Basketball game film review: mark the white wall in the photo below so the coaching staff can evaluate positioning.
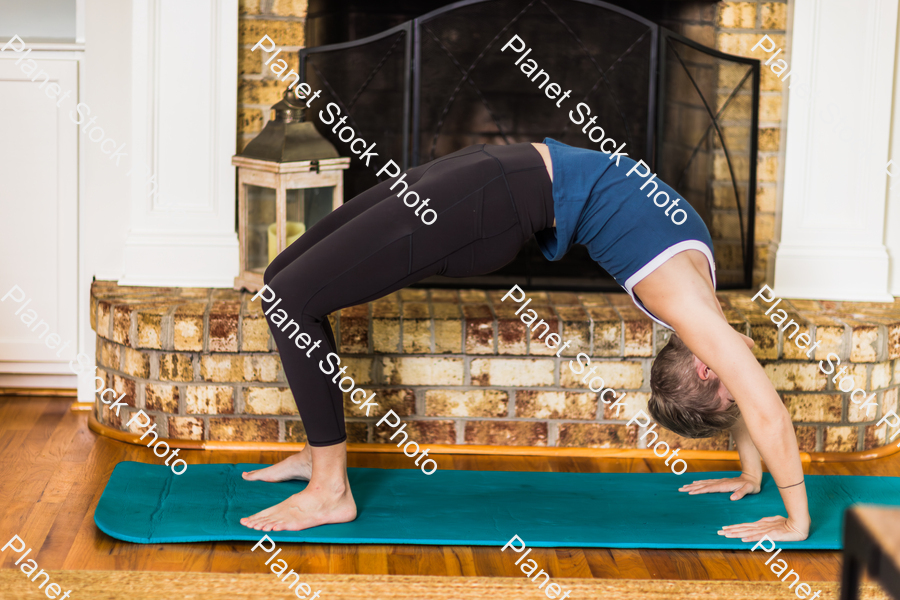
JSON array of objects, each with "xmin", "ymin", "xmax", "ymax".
[{"xmin": 0, "ymin": 0, "xmax": 78, "ymax": 42}]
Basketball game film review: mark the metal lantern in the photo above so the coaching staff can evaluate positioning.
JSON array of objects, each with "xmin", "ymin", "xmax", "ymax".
[{"xmin": 233, "ymin": 88, "xmax": 350, "ymax": 291}]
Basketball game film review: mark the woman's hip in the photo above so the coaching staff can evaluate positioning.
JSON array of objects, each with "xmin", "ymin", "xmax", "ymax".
[{"xmin": 411, "ymin": 143, "xmax": 554, "ymax": 237}]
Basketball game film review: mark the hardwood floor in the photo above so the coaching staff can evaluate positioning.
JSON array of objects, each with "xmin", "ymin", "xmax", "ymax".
[{"xmin": 1, "ymin": 394, "xmax": 894, "ymax": 581}]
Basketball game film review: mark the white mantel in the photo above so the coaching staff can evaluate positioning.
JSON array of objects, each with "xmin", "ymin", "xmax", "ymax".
[{"xmin": 773, "ymin": 0, "xmax": 900, "ymax": 301}]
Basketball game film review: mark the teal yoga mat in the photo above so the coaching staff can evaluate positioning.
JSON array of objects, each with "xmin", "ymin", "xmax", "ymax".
[{"xmin": 95, "ymin": 462, "xmax": 900, "ymax": 548}]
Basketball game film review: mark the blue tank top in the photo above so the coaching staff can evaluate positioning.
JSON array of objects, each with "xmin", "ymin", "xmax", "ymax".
[{"xmin": 535, "ymin": 138, "xmax": 716, "ymax": 328}]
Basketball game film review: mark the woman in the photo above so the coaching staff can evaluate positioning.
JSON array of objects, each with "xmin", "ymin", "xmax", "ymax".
[{"xmin": 239, "ymin": 139, "xmax": 810, "ymax": 545}]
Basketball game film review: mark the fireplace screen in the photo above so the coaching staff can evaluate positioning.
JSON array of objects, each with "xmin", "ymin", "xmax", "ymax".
[
  {"xmin": 301, "ymin": 23, "xmax": 412, "ymax": 197},
  {"xmin": 300, "ymin": 0, "xmax": 759, "ymax": 290},
  {"xmin": 657, "ymin": 31, "xmax": 759, "ymax": 288}
]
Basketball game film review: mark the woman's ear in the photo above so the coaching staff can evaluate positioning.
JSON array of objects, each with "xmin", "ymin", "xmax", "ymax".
[{"xmin": 692, "ymin": 355, "xmax": 714, "ymax": 380}]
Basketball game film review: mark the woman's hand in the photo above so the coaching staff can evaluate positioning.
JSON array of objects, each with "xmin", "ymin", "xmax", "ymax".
[
  {"xmin": 718, "ymin": 515, "xmax": 809, "ymax": 542},
  {"xmin": 678, "ymin": 472, "xmax": 761, "ymax": 501}
]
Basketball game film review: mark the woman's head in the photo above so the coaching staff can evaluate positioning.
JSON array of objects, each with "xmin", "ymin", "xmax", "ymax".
[{"xmin": 648, "ymin": 333, "xmax": 739, "ymax": 438}]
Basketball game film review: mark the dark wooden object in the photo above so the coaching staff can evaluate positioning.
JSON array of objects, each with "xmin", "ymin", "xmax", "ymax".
[{"xmin": 841, "ymin": 506, "xmax": 900, "ymax": 600}]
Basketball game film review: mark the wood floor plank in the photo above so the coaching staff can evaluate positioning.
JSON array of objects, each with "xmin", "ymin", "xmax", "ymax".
[
  {"xmin": 728, "ymin": 547, "xmax": 784, "ymax": 581},
  {"xmin": 697, "ymin": 549, "xmax": 741, "ymax": 580},
  {"xmin": 611, "ymin": 548, "xmax": 652, "ymax": 579},
  {"xmin": 0, "ymin": 406, "xmax": 77, "ymax": 544},
  {"xmin": 16, "ymin": 501, "xmax": 66, "ymax": 563},
  {"xmin": 553, "ymin": 547, "xmax": 592, "ymax": 578},
  {"xmin": 411, "ymin": 545, "xmax": 451, "ymax": 576},
  {"xmin": 641, "ymin": 548, "xmax": 684, "ymax": 579},
  {"xmin": 0, "ymin": 397, "xmax": 50, "ymax": 431},
  {"xmin": 60, "ymin": 439, "xmax": 128, "ymax": 570},
  {"xmin": 438, "ymin": 546, "xmax": 472, "ymax": 577},
  {"xmin": 297, "ymin": 544, "xmax": 330, "ymax": 574},
  {"xmin": 583, "ymin": 548, "xmax": 622, "ymax": 578},
  {"xmin": 327, "ymin": 543, "xmax": 360, "ymax": 574},
  {"xmin": 0, "ymin": 501, "xmax": 44, "ymax": 566},
  {"xmin": 40, "ymin": 460, "xmax": 85, "ymax": 504},
  {"xmin": 0, "ymin": 507, "xmax": 50, "ymax": 565},
  {"xmin": 669, "ymin": 549, "xmax": 710, "ymax": 580},
  {"xmin": 355, "ymin": 545, "xmax": 390, "ymax": 575},
  {"xmin": 472, "ymin": 544, "xmax": 512, "ymax": 577},
  {"xmin": 40, "ymin": 409, "xmax": 91, "ymax": 464},
  {"xmin": 1, "ymin": 401, "xmax": 66, "ymax": 468},
  {"xmin": 386, "ymin": 545, "xmax": 418, "ymax": 575},
  {"xmin": 0, "ymin": 436, "xmax": 33, "ymax": 504},
  {"xmin": 0, "ymin": 428, "xmax": 29, "ymax": 459},
  {"xmin": 37, "ymin": 492, "xmax": 96, "ymax": 568}
]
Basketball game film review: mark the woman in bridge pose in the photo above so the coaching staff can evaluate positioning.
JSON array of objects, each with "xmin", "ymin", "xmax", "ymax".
[{"xmin": 239, "ymin": 138, "xmax": 810, "ymax": 544}]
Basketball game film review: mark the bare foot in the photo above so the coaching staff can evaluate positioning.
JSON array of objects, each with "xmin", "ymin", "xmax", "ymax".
[
  {"xmin": 239, "ymin": 482, "xmax": 357, "ymax": 532},
  {"xmin": 242, "ymin": 446, "xmax": 312, "ymax": 482}
]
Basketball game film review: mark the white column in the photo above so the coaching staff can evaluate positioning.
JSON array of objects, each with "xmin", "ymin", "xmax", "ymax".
[
  {"xmin": 884, "ymin": 6, "xmax": 900, "ymax": 295},
  {"xmin": 773, "ymin": 0, "xmax": 898, "ymax": 301},
  {"xmin": 120, "ymin": 0, "xmax": 239, "ymax": 287}
]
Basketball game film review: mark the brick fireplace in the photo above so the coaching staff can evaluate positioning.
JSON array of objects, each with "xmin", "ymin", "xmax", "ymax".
[
  {"xmin": 75, "ymin": 0, "xmax": 900, "ymax": 459},
  {"xmin": 91, "ymin": 281, "xmax": 900, "ymax": 454}
]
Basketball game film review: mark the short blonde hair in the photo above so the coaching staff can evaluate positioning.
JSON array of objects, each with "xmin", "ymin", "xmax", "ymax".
[{"xmin": 648, "ymin": 334, "xmax": 739, "ymax": 438}]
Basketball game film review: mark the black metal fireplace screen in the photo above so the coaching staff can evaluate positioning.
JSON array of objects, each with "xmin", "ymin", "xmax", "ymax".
[{"xmin": 299, "ymin": 0, "xmax": 759, "ymax": 290}]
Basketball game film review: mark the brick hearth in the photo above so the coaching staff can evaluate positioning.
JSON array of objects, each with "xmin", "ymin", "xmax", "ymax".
[{"xmin": 89, "ymin": 281, "xmax": 900, "ymax": 453}]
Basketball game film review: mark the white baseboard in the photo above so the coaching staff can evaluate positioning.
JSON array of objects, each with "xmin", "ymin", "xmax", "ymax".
[
  {"xmin": 774, "ymin": 243, "xmax": 894, "ymax": 301},
  {"xmin": 0, "ymin": 373, "xmax": 77, "ymax": 389},
  {"xmin": 0, "ymin": 360, "xmax": 76, "ymax": 375},
  {"xmin": 120, "ymin": 230, "xmax": 239, "ymax": 288}
]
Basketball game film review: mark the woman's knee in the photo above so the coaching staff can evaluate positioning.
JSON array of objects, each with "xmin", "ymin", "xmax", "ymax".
[
  {"xmin": 263, "ymin": 255, "xmax": 287, "ymax": 287},
  {"xmin": 261, "ymin": 274, "xmax": 295, "ymax": 338},
  {"xmin": 264, "ymin": 269, "xmax": 290, "ymax": 307},
  {"xmin": 265, "ymin": 270, "xmax": 314, "ymax": 319}
]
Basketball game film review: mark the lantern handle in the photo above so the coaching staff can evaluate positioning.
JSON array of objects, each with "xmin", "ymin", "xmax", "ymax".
[{"xmin": 282, "ymin": 87, "xmax": 305, "ymax": 109}]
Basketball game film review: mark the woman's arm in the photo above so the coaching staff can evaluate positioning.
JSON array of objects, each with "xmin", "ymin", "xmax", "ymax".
[
  {"xmin": 678, "ymin": 416, "xmax": 763, "ymax": 500},
  {"xmin": 731, "ymin": 415, "xmax": 763, "ymax": 484},
  {"xmin": 635, "ymin": 255, "xmax": 809, "ymax": 541},
  {"xmin": 674, "ymin": 302, "xmax": 809, "ymax": 540}
]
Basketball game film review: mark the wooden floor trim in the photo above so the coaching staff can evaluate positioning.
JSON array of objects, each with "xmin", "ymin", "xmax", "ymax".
[
  {"xmin": 85, "ymin": 411, "xmax": 900, "ymax": 463},
  {"xmin": 0, "ymin": 386, "xmax": 77, "ymax": 397}
]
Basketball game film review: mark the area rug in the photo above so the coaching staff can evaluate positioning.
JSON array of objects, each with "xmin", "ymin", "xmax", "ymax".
[
  {"xmin": 94, "ymin": 462, "xmax": 900, "ymax": 549},
  {"xmin": 0, "ymin": 570, "xmax": 890, "ymax": 600}
]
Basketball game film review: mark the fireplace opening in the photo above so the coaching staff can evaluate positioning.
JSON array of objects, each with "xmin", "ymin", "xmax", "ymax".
[{"xmin": 301, "ymin": 0, "xmax": 758, "ymax": 291}]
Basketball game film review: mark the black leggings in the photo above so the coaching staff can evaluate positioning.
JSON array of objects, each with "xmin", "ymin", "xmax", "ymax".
[{"xmin": 262, "ymin": 143, "xmax": 554, "ymax": 446}]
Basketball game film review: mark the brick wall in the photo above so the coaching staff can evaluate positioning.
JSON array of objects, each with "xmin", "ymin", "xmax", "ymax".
[
  {"xmin": 237, "ymin": 0, "xmax": 308, "ymax": 152},
  {"xmin": 90, "ymin": 282, "xmax": 900, "ymax": 454},
  {"xmin": 715, "ymin": 1, "xmax": 789, "ymax": 286}
]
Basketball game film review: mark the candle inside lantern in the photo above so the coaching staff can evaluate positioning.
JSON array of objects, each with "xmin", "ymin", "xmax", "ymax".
[{"xmin": 267, "ymin": 221, "xmax": 306, "ymax": 264}]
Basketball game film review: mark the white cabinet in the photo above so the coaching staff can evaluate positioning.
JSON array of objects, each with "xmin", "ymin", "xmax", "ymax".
[{"xmin": 0, "ymin": 56, "xmax": 79, "ymax": 388}]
